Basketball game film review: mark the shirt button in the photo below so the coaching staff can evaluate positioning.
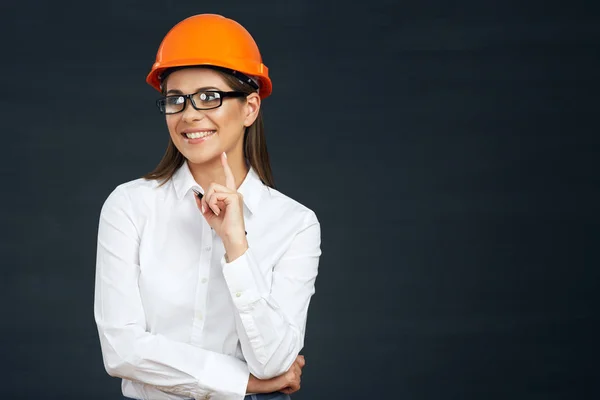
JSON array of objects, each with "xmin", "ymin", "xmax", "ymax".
[
  {"xmin": 235, "ymin": 292, "xmax": 241, "ymax": 298},
  {"xmin": 204, "ymin": 246, "xmax": 212, "ymax": 251},
  {"xmin": 201, "ymin": 277, "xmax": 208, "ymax": 284}
]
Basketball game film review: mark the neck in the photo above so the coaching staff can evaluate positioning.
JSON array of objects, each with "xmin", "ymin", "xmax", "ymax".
[{"xmin": 188, "ymin": 151, "xmax": 249, "ymax": 192}]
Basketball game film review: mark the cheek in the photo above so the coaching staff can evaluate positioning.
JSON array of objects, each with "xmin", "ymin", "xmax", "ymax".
[
  {"xmin": 166, "ymin": 117, "xmax": 180, "ymax": 137},
  {"xmin": 216, "ymin": 105, "xmax": 245, "ymax": 130}
]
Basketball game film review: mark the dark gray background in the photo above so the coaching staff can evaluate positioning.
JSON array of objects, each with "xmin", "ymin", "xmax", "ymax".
[{"xmin": 1, "ymin": 0, "xmax": 598, "ymax": 399}]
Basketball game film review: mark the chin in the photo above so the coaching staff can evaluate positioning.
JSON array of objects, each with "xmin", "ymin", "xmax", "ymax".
[{"xmin": 180, "ymin": 148, "xmax": 221, "ymax": 166}]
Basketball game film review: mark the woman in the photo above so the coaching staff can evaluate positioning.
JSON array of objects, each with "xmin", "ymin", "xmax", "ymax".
[{"xmin": 94, "ymin": 14, "xmax": 321, "ymax": 400}]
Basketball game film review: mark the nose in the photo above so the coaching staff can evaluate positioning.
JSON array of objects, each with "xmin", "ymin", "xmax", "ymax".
[{"xmin": 181, "ymin": 99, "xmax": 206, "ymax": 123}]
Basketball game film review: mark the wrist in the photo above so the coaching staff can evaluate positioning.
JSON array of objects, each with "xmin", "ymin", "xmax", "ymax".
[
  {"xmin": 246, "ymin": 374, "xmax": 258, "ymax": 393},
  {"xmin": 247, "ymin": 374, "xmax": 280, "ymax": 394},
  {"xmin": 221, "ymin": 227, "xmax": 246, "ymax": 243},
  {"xmin": 223, "ymin": 238, "xmax": 248, "ymax": 263}
]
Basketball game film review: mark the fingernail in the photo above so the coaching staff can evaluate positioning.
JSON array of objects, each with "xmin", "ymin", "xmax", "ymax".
[
  {"xmin": 201, "ymin": 204, "xmax": 205, "ymax": 213},
  {"xmin": 223, "ymin": 152, "xmax": 227, "ymax": 159}
]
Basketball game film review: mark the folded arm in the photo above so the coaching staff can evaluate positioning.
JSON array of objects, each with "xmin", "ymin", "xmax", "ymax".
[{"xmin": 221, "ymin": 212, "xmax": 321, "ymax": 379}]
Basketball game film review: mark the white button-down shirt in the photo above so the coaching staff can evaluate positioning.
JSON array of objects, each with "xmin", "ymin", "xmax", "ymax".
[{"xmin": 93, "ymin": 162, "xmax": 321, "ymax": 400}]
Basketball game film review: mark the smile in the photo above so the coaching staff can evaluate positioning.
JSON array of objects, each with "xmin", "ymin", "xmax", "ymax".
[{"xmin": 183, "ymin": 130, "xmax": 216, "ymax": 139}]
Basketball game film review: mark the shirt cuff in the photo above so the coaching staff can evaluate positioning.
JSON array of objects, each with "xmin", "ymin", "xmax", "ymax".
[
  {"xmin": 199, "ymin": 351, "xmax": 250, "ymax": 399},
  {"xmin": 221, "ymin": 248, "xmax": 267, "ymax": 311}
]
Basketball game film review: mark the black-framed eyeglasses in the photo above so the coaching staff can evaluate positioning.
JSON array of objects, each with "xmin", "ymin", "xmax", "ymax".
[{"xmin": 156, "ymin": 90, "xmax": 247, "ymax": 115}]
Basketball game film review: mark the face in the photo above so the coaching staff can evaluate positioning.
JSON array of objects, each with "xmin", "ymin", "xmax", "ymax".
[{"xmin": 163, "ymin": 67, "xmax": 260, "ymax": 165}]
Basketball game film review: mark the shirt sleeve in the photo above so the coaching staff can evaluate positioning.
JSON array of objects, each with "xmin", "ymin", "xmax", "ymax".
[
  {"xmin": 94, "ymin": 186, "xmax": 249, "ymax": 400},
  {"xmin": 221, "ymin": 211, "xmax": 321, "ymax": 379}
]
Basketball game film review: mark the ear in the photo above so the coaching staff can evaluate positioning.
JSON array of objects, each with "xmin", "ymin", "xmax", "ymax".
[{"xmin": 243, "ymin": 92, "xmax": 261, "ymax": 127}]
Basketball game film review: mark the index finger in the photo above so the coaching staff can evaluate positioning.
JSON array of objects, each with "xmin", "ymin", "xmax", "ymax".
[{"xmin": 221, "ymin": 152, "xmax": 235, "ymax": 189}]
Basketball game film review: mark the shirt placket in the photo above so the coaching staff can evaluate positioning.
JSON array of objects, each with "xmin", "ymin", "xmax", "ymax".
[{"xmin": 190, "ymin": 221, "xmax": 213, "ymax": 346}]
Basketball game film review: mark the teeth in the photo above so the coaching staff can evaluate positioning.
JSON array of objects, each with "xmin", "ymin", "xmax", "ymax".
[{"xmin": 185, "ymin": 131, "xmax": 215, "ymax": 139}]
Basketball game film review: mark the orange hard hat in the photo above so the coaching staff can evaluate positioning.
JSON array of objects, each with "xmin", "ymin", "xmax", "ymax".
[{"xmin": 146, "ymin": 14, "xmax": 272, "ymax": 99}]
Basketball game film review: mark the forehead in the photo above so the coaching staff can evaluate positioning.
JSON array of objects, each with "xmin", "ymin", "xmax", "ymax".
[{"xmin": 164, "ymin": 67, "xmax": 230, "ymax": 92}]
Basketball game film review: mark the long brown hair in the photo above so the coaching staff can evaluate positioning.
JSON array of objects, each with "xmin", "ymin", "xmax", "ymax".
[{"xmin": 142, "ymin": 67, "xmax": 275, "ymax": 188}]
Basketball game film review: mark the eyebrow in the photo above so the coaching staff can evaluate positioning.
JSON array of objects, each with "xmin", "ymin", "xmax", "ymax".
[{"xmin": 166, "ymin": 86, "xmax": 221, "ymax": 95}]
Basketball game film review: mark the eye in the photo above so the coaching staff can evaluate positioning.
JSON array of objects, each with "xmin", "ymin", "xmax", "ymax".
[
  {"xmin": 199, "ymin": 92, "xmax": 220, "ymax": 102},
  {"xmin": 166, "ymin": 96, "xmax": 184, "ymax": 105}
]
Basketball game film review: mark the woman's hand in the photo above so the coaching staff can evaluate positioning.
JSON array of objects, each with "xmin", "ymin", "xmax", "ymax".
[
  {"xmin": 246, "ymin": 355, "xmax": 306, "ymax": 395},
  {"xmin": 279, "ymin": 354, "xmax": 305, "ymax": 395},
  {"xmin": 194, "ymin": 152, "xmax": 248, "ymax": 261}
]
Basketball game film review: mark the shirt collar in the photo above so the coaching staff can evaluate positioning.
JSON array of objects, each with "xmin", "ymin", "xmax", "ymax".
[{"xmin": 172, "ymin": 161, "xmax": 263, "ymax": 214}]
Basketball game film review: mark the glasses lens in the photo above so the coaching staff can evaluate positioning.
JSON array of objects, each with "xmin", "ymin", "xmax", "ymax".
[
  {"xmin": 161, "ymin": 96, "xmax": 185, "ymax": 114},
  {"xmin": 192, "ymin": 91, "xmax": 222, "ymax": 109},
  {"xmin": 157, "ymin": 96, "xmax": 186, "ymax": 114}
]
